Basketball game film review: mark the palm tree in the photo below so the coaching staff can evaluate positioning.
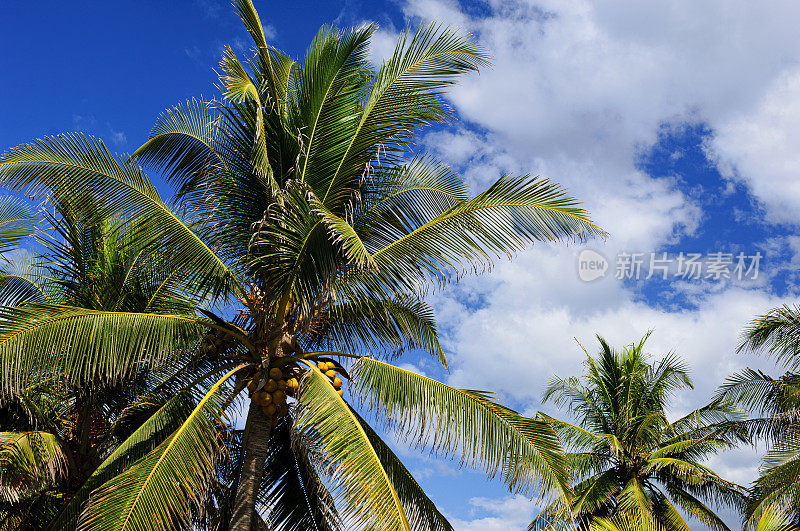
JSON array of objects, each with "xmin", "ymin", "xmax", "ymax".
[
  {"xmin": 0, "ymin": 1, "xmax": 603, "ymax": 529},
  {"xmin": 533, "ymin": 334, "xmax": 745, "ymax": 531},
  {"xmin": 718, "ymin": 305, "xmax": 800, "ymax": 526},
  {"xmin": 0, "ymin": 205, "xmax": 233, "ymax": 529}
]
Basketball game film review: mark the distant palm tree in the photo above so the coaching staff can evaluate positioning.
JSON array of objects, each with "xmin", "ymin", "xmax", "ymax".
[
  {"xmin": 719, "ymin": 305, "xmax": 800, "ymax": 526},
  {"xmin": 0, "ymin": 1, "xmax": 602, "ymax": 529},
  {"xmin": 533, "ymin": 334, "xmax": 745, "ymax": 531}
]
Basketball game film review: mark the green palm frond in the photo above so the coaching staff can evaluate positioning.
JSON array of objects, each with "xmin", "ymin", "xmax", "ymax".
[
  {"xmin": 740, "ymin": 305, "xmax": 800, "ymax": 369},
  {"xmin": 258, "ymin": 418, "xmax": 341, "ymax": 531},
  {"xmin": 0, "ymin": 305, "xmax": 204, "ymax": 396},
  {"xmin": 297, "ymin": 25, "xmax": 374, "ymax": 188},
  {"xmin": 0, "ymin": 195, "xmax": 36, "ymax": 254},
  {"xmin": 368, "ymin": 175, "xmax": 603, "ymax": 292},
  {"xmin": 352, "ymin": 408, "xmax": 452, "ymax": 531},
  {"xmin": 294, "ymin": 362, "xmax": 411, "ymax": 531},
  {"xmin": 130, "ymin": 99, "xmax": 226, "ymax": 195},
  {"xmin": 321, "ymin": 23, "xmax": 488, "ymax": 208},
  {"xmin": 0, "ymin": 134, "xmax": 240, "ymax": 297},
  {"xmin": 0, "ymin": 431, "xmax": 68, "ymax": 503},
  {"xmin": 352, "ymin": 358, "xmax": 570, "ymax": 502},
  {"xmin": 77, "ymin": 365, "xmax": 243, "ymax": 531},
  {"xmin": 753, "ymin": 504, "xmax": 800, "ymax": 531},
  {"xmin": 48, "ymin": 376, "xmax": 214, "ymax": 530},
  {"xmin": 307, "ymin": 294, "xmax": 446, "ymax": 367}
]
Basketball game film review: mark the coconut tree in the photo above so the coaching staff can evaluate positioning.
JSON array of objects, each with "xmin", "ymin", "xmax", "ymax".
[
  {"xmin": 532, "ymin": 334, "xmax": 746, "ymax": 531},
  {"xmin": 0, "ymin": 1, "xmax": 604, "ymax": 529},
  {"xmin": 717, "ymin": 305, "xmax": 800, "ymax": 526},
  {"xmin": 0, "ymin": 205, "xmax": 241, "ymax": 529}
]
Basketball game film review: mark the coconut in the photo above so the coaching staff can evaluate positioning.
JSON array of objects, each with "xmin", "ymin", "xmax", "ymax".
[
  {"xmin": 287, "ymin": 378, "xmax": 299, "ymax": 390},
  {"xmin": 272, "ymin": 390, "xmax": 286, "ymax": 405},
  {"xmin": 317, "ymin": 361, "xmax": 327, "ymax": 371},
  {"xmin": 268, "ymin": 367, "xmax": 282, "ymax": 380},
  {"xmin": 263, "ymin": 404, "xmax": 277, "ymax": 416},
  {"xmin": 325, "ymin": 369, "xmax": 336, "ymax": 378},
  {"xmin": 277, "ymin": 380, "xmax": 287, "ymax": 390},
  {"xmin": 264, "ymin": 379, "xmax": 278, "ymax": 392},
  {"xmin": 336, "ymin": 389, "xmax": 344, "ymax": 398},
  {"xmin": 253, "ymin": 391, "xmax": 272, "ymax": 406},
  {"xmin": 332, "ymin": 377, "xmax": 343, "ymax": 389}
]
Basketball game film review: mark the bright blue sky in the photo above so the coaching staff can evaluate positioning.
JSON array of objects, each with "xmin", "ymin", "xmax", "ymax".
[{"xmin": 4, "ymin": 1, "xmax": 800, "ymax": 529}]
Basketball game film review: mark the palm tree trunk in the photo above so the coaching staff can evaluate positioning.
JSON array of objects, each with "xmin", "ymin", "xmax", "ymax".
[{"xmin": 230, "ymin": 400, "xmax": 272, "ymax": 530}]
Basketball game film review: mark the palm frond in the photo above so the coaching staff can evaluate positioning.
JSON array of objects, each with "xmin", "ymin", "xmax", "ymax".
[
  {"xmin": 0, "ymin": 195, "xmax": 36, "ymax": 254},
  {"xmin": 0, "ymin": 305, "xmax": 204, "ymax": 396},
  {"xmin": 0, "ymin": 134, "xmax": 241, "ymax": 297},
  {"xmin": 293, "ymin": 362, "xmax": 411, "ymax": 531},
  {"xmin": 77, "ymin": 365, "xmax": 244, "ymax": 531},
  {"xmin": 352, "ymin": 358, "xmax": 570, "ymax": 502}
]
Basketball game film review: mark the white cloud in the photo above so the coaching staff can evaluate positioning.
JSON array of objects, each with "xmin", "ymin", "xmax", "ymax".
[
  {"xmin": 707, "ymin": 69, "xmax": 800, "ymax": 224},
  {"xmin": 449, "ymin": 495, "xmax": 538, "ymax": 531}
]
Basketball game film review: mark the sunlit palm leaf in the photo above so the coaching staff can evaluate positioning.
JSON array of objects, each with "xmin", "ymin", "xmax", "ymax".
[
  {"xmin": 352, "ymin": 358, "xmax": 570, "ymax": 502},
  {"xmin": 0, "ymin": 134, "xmax": 240, "ymax": 297},
  {"xmin": 0, "ymin": 305, "xmax": 204, "ymax": 396},
  {"xmin": 77, "ymin": 365, "xmax": 244, "ymax": 531},
  {"xmin": 0, "ymin": 195, "xmax": 36, "ymax": 254},
  {"xmin": 294, "ymin": 363, "xmax": 411, "ymax": 531},
  {"xmin": 0, "ymin": 431, "xmax": 68, "ymax": 503}
]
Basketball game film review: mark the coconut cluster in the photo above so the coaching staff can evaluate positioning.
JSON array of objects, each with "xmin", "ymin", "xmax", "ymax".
[
  {"xmin": 247, "ymin": 367, "xmax": 299, "ymax": 422},
  {"xmin": 317, "ymin": 361, "xmax": 344, "ymax": 397}
]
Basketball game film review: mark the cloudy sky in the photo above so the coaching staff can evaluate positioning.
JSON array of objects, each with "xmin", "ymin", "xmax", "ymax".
[{"xmin": 4, "ymin": 1, "xmax": 800, "ymax": 528}]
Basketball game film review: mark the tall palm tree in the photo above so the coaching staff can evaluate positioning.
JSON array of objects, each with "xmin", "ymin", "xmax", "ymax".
[
  {"xmin": 718, "ymin": 305, "xmax": 800, "ymax": 526},
  {"xmin": 533, "ymin": 334, "xmax": 745, "ymax": 531},
  {"xmin": 0, "ymin": 1, "xmax": 603, "ymax": 529}
]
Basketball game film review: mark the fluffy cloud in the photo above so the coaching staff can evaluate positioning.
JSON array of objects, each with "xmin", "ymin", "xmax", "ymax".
[{"xmin": 448, "ymin": 495, "xmax": 538, "ymax": 531}]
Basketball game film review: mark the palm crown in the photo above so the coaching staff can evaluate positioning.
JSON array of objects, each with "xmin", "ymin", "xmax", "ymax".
[
  {"xmin": 719, "ymin": 305, "xmax": 800, "ymax": 526},
  {"xmin": 534, "ymin": 335, "xmax": 745, "ymax": 531},
  {"xmin": 0, "ymin": 1, "xmax": 603, "ymax": 529}
]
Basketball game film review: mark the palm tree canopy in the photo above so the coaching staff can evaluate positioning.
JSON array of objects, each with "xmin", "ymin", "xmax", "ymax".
[
  {"xmin": 534, "ymin": 334, "xmax": 746, "ymax": 531},
  {"xmin": 718, "ymin": 305, "xmax": 800, "ymax": 526}
]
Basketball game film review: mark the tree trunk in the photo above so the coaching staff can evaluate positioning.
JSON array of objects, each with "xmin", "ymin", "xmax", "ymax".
[{"xmin": 230, "ymin": 399, "xmax": 273, "ymax": 530}]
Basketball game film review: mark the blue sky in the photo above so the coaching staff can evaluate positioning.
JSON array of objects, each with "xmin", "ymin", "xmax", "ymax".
[{"xmin": 4, "ymin": 1, "xmax": 800, "ymax": 529}]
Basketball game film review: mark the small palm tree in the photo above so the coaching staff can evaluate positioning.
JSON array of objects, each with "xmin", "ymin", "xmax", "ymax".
[
  {"xmin": 719, "ymin": 305, "xmax": 800, "ymax": 526},
  {"xmin": 533, "ymin": 334, "xmax": 745, "ymax": 531},
  {"xmin": 0, "ymin": 1, "xmax": 603, "ymax": 529}
]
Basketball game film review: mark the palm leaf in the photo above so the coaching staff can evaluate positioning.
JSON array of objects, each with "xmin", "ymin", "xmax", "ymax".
[
  {"xmin": 0, "ymin": 305, "xmax": 204, "ymax": 396},
  {"xmin": 352, "ymin": 358, "xmax": 570, "ymax": 502},
  {"xmin": 293, "ymin": 362, "xmax": 411, "ymax": 531},
  {"xmin": 0, "ymin": 134, "xmax": 240, "ymax": 297},
  {"xmin": 77, "ymin": 365, "xmax": 244, "ymax": 531}
]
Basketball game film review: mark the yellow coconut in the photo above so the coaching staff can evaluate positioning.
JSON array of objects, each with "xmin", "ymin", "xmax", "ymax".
[
  {"xmin": 253, "ymin": 391, "xmax": 272, "ymax": 407},
  {"xmin": 287, "ymin": 378, "xmax": 299, "ymax": 390},
  {"xmin": 317, "ymin": 361, "xmax": 327, "ymax": 371},
  {"xmin": 336, "ymin": 389, "xmax": 344, "ymax": 398},
  {"xmin": 332, "ymin": 377, "xmax": 343, "ymax": 389},
  {"xmin": 325, "ymin": 369, "xmax": 336, "ymax": 379}
]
